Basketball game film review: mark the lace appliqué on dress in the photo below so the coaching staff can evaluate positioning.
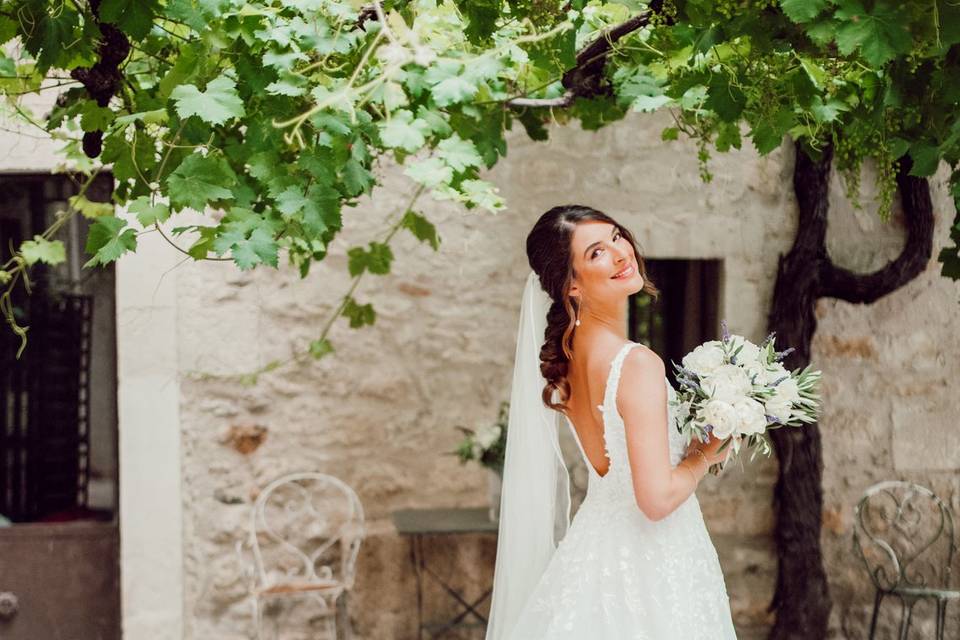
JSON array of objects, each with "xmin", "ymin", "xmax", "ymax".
[{"xmin": 505, "ymin": 341, "xmax": 738, "ymax": 640}]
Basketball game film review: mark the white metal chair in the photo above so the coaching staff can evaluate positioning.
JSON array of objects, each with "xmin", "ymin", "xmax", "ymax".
[
  {"xmin": 241, "ymin": 472, "xmax": 365, "ymax": 640},
  {"xmin": 853, "ymin": 480, "xmax": 958, "ymax": 640}
]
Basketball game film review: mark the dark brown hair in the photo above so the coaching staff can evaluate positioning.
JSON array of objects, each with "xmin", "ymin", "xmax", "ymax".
[{"xmin": 526, "ymin": 205, "xmax": 659, "ymax": 413}]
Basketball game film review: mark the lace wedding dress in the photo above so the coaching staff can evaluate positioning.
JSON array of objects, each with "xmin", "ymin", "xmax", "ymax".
[{"xmin": 504, "ymin": 341, "xmax": 738, "ymax": 639}]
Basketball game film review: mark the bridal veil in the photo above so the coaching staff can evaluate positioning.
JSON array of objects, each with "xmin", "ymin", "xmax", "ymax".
[{"xmin": 484, "ymin": 271, "xmax": 572, "ymax": 640}]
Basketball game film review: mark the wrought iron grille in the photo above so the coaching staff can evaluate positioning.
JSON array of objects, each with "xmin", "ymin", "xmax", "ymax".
[{"xmin": 0, "ymin": 294, "xmax": 93, "ymax": 522}]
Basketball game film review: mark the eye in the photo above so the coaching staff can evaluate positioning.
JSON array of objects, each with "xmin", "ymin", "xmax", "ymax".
[{"xmin": 591, "ymin": 231, "xmax": 622, "ymax": 259}]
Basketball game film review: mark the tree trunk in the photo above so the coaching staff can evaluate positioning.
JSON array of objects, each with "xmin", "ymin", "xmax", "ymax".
[{"xmin": 766, "ymin": 142, "xmax": 935, "ymax": 639}]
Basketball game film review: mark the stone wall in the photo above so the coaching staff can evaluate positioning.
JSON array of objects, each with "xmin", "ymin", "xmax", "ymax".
[{"xmin": 171, "ymin": 109, "xmax": 960, "ymax": 640}]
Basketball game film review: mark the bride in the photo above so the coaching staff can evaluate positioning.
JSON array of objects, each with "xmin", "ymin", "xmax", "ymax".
[{"xmin": 485, "ymin": 205, "xmax": 738, "ymax": 639}]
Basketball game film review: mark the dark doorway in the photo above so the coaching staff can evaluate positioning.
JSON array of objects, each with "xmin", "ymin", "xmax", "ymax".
[
  {"xmin": 629, "ymin": 258, "xmax": 723, "ymax": 384},
  {"xmin": 0, "ymin": 173, "xmax": 120, "ymax": 640}
]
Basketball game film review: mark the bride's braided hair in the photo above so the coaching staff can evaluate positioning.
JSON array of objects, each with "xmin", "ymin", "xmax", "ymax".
[{"xmin": 526, "ymin": 205, "xmax": 659, "ymax": 413}]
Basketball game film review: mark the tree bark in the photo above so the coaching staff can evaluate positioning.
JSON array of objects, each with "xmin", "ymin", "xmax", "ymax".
[{"xmin": 765, "ymin": 141, "xmax": 934, "ymax": 639}]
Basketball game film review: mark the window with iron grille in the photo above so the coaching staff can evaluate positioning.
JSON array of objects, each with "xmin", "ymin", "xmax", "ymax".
[{"xmin": 0, "ymin": 173, "xmax": 117, "ymax": 524}]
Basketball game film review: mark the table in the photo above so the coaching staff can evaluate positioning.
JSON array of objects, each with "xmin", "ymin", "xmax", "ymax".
[{"xmin": 392, "ymin": 507, "xmax": 499, "ymax": 639}]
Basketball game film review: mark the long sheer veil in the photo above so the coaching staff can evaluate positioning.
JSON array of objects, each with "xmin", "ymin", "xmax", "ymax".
[{"xmin": 484, "ymin": 271, "xmax": 572, "ymax": 640}]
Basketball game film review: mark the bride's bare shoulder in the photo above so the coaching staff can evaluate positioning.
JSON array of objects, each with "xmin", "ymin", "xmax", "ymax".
[{"xmin": 620, "ymin": 343, "xmax": 665, "ymax": 385}]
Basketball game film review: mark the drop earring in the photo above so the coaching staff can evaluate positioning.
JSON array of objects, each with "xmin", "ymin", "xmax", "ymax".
[{"xmin": 574, "ymin": 299, "xmax": 581, "ymax": 327}]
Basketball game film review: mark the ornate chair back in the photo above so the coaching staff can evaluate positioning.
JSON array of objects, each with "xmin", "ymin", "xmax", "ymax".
[
  {"xmin": 249, "ymin": 472, "xmax": 365, "ymax": 595},
  {"xmin": 853, "ymin": 480, "xmax": 956, "ymax": 594}
]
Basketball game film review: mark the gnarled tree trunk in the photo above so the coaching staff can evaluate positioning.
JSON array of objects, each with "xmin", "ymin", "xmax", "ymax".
[{"xmin": 766, "ymin": 141, "xmax": 935, "ymax": 638}]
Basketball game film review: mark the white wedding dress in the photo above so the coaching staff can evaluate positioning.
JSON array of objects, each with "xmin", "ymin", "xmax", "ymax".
[{"xmin": 504, "ymin": 341, "xmax": 738, "ymax": 639}]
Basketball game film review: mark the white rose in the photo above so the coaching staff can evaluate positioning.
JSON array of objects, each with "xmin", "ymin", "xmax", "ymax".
[
  {"xmin": 681, "ymin": 340, "xmax": 726, "ymax": 376},
  {"xmin": 729, "ymin": 335, "xmax": 762, "ymax": 366},
  {"xmin": 699, "ymin": 399, "xmax": 739, "ymax": 439},
  {"xmin": 702, "ymin": 364, "xmax": 752, "ymax": 402},
  {"xmin": 733, "ymin": 397, "xmax": 768, "ymax": 436}
]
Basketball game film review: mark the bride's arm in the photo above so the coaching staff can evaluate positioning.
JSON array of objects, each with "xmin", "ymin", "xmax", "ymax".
[{"xmin": 618, "ymin": 347, "xmax": 710, "ymax": 521}]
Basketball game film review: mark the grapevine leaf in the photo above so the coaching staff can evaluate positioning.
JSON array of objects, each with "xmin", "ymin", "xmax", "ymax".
[
  {"xmin": 84, "ymin": 217, "xmax": 138, "ymax": 267},
  {"xmin": 437, "ymin": 135, "xmax": 483, "ymax": 172},
  {"xmin": 99, "ymin": 0, "xmax": 160, "ymax": 40},
  {"xmin": 780, "ymin": 0, "xmax": 828, "ymax": 23},
  {"xmin": 128, "ymin": 196, "xmax": 171, "ymax": 227},
  {"xmin": 341, "ymin": 296, "xmax": 376, "ymax": 328},
  {"xmin": 404, "ymin": 158, "xmax": 453, "ymax": 187},
  {"xmin": 461, "ymin": 179, "xmax": 505, "ymax": 212},
  {"xmin": 341, "ymin": 159, "xmax": 374, "ymax": 196},
  {"xmin": 80, "ymin": 101, "xmax": 114, "ymax": 132},
  {"xmin": 170, "ymin": 74, "xmax": 246, "ymax": 125},
  {"xmin": 749, "ymin": 108, "xmax": 795, "ymax": 154},
  {"xmin": 908, "ymin": 143, "xmax": 941, "ymax": 177},
  {"xmin": 401, "ymin": 210, "xmax": 440, "ymax": 250},
  {"xmin": 230, "ymin": 227, "xmax": 278, "ymax": 270},
  {"xmin": 425, "ymin": 60, "xmax": 478, "ymax": 106},
  {"xmin": 20, "ymin": 236, "xmax": 66, "ymax": 266},
  {"xmin": 834, "ymin": 1, "xmax": 912, "ymax": 68},
  {"xmin": 69, "ymin": 194, "xmax": 113, "ymax": 219},
  {"xmin": 379, "ymin": 110, "xmax": 428, "ymax": 152},
  {"xmin": 347, "ymin": 242, "xmax": 394, "ymax": 277},
  {"xmin": 166, "ymin": 154, "xmax": 236, "ymax": 212},
  {"xmin": 309, "ymin": 338, "xmax": 334, "ymax": 359}
]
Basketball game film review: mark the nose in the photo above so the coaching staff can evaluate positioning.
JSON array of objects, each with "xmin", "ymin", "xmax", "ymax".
[{"xmin": 610, "ymin": 243, "xmax": 628, "ymax": 263}]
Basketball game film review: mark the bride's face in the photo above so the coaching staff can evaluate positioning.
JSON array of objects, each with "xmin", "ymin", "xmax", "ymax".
[{"xmin": 568, "ymin": 221, "xmax": 644, "ymax": 302}]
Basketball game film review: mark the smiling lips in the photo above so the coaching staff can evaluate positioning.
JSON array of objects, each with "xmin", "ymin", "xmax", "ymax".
[{"xmin": 611, "ymin": 263, "xmax": 635, "ymax": 279}]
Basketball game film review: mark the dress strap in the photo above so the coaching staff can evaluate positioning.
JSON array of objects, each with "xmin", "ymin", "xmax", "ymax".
[{"xmin": 602, "ymin": 341, "xmax": 641, "ymax": 411}]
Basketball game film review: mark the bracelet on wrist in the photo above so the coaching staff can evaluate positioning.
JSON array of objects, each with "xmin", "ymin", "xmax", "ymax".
[{"xmin": 689, "ymin": 447, "xmax": 708, "ymax": 468}]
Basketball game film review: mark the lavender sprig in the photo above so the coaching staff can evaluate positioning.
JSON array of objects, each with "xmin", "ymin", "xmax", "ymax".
[{"xmin": 773, "ymin": 346, "xmax": 795, "ymax": 362}]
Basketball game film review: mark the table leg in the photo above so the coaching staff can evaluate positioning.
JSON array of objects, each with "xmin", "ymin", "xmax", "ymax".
[
  {"xmin": 406, "ymin": 532, "xmax": 496, "ymax": 639},
  {"xmin": 409, "ymin": 534, "xmax": 424, "ymax": 640}
]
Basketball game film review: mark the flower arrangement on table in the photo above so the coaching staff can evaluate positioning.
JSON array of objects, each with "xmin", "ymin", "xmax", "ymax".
[
  {"xmin": 670, "ymin": 321, "xmax": 823, "ymax": 475},
  {"xmin": 451, "ymin": 401, "xmax": 509, "ymax": 521},
  {"xmin": 452, "ymin": 400, "xmax": 508, "ymax": 476}
]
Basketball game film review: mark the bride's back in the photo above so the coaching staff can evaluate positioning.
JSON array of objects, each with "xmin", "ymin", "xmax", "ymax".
[{"xmin": 563, "ymin": 337, "xmax": 629, "ymax": 478}]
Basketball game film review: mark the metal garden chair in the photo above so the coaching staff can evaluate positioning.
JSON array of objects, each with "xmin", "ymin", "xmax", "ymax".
[
  {"xmin": 853, "ymin": 480, "xmax": 958, "ymax": 640},
  {"xmin": 241, "ymin": 472, "xmax": 365, "ymax": 640}
]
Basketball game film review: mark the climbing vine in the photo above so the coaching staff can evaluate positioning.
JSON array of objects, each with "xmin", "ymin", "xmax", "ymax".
[{"xmin": 1, "ymin": 0, "xmax": 959, "ymax": 366}]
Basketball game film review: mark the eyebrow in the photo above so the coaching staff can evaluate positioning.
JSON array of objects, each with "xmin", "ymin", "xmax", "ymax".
[{"xmin": 583, "ymin": 226, "xmax": 618, "ymax": 259}]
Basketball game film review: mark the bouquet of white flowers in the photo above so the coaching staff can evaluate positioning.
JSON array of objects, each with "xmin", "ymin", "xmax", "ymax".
[{"xmin": 670, "ymin": 321, "xmax": 822, "ymax": 475}]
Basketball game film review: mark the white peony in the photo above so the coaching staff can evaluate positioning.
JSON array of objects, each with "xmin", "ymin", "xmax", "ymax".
[
  {"xmin": 728, "ymin": 335, "xmax": 762, "ymax": 367},
  {"xmin": 701, "ymin": 364, "xmax": 752, "ymax": 402},
  {"xmin": 745, "ymin": 360, "xmax": 787, "ymax": 386},
  {"xmin": 771, "ymin": 377, "xmax": 800, "ymax": 403},
  {"xmin": 764, "ymin": 396, "xmax": 793, "ymax": 423},
  {"xmin": 681, "ymin": 340, "xmax": 726, "ymax": 375},
  {"xmin": 475, "ymin": 424, "xmax": 502, "ymax": 451},
  {"xmin": 733, "ymin": 397, "xmax": 768, "ymax": 435},
  {"xmin": 763, "ymin": 377, "xmax": 800, "ymax": 423},
  {"xmin": 699, "ymin": 399, "xmax": 740, "ymax": 439}
]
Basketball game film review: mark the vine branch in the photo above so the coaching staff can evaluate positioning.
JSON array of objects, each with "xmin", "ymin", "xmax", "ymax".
[{"xmin": 506, "ymin": 1, "xmax": 673, "ymax": 109}]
